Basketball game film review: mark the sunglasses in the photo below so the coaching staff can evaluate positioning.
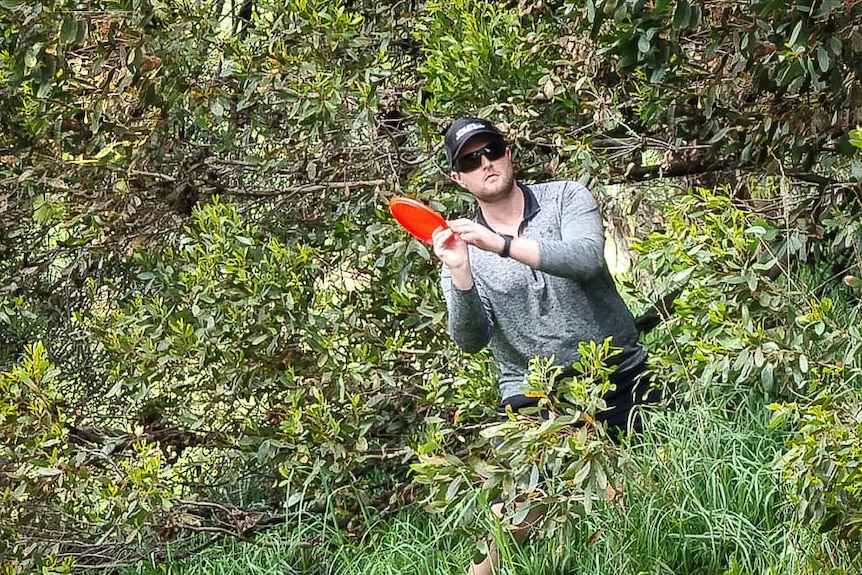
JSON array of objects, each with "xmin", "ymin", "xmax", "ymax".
[{"xmin": 455, "ymin": 141, "xmax": 507, "ymax": 173}]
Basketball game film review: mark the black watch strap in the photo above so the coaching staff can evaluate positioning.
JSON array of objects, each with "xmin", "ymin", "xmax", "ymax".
[{"xmin": 499, "ymin": 234, "xmax": 513, "ymax": 258}]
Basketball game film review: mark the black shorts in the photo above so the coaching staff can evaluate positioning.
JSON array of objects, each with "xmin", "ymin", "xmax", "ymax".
[{"xmin": 496, "ymin": 361, "xmax": 661, "ymax": 434}]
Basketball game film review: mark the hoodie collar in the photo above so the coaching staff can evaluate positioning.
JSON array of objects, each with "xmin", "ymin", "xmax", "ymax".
[{"xmin": 475, "ymin": 183, "xmax": 540, "ymax": 230}]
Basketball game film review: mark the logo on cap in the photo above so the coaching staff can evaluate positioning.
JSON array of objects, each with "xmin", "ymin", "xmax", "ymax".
[{"xmin": 454, "ymin": 122, "xmax": 485, "ymax": 142}]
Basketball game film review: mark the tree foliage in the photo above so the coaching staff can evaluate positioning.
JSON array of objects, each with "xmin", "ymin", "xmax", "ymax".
[
  {"xmin": 2, "ymin": 0, "xmax": 862, "ymax": 570},
  {"xmin": 635, "ymin": 187, "xmax": 862, "ymax": 555},
  {"xmin": 1, "ymin": 343, "xmax": 175, "ymax": 573}
]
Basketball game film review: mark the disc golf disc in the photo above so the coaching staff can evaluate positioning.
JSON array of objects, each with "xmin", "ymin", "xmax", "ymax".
[{"xmin": 389, "ymin": 196, "xmax": 447, "ymax": 244}]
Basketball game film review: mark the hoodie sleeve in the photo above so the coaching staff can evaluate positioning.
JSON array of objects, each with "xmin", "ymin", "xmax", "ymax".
[
  {"xmin": 535, "ymin": 181, "xmax": 606, "ymax": 281},
  {"xmin": 440, "ymin": 265, "xmax": 494, "ymax": 353}
]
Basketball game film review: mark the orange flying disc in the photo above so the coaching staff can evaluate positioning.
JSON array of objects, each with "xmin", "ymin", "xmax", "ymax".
[{"xmin": 389, "ymin": 197, "xmax": 447, "ymax": 244}]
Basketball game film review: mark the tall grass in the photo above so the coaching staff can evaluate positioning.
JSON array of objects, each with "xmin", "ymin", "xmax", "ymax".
[
  {"xmin": 125, "ymin": 506, "xmax": 475, "ymax": 575},
  {"xmin": 494, "ymin": 400, "xmax": 859, "ymax": 575},
  {"xmin": 122, "ymin": 401, "xmax": 861, "ymax": 575},
  {"xmin": 557, "ymin": 404, "xmax": 796, "ymax": 575}
]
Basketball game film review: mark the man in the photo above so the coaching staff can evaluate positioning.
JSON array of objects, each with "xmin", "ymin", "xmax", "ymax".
[{"xmin": 431, "ymin": 117, "xmax": 659, "ymax": 574}]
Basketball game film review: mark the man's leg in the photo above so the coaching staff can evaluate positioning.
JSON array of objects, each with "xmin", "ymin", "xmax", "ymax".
[
  {"xmin": 471, "ymin": 395, "xmax": 548, "ymax": 574},
  {"xmin": 467, "ymin": 501, "xmax": 545, "ymax": 575}
]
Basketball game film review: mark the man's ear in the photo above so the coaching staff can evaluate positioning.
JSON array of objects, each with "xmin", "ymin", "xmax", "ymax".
[{"xmin": 450, "ymin": 170, "xmax": 463, "ymax": 187}]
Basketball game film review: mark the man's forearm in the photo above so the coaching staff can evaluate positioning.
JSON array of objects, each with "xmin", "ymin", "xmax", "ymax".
[
  {"xmin": 447, "ymin": 263, "xmax": 474, "ymax": 290},
  {"xmin": 445, "ymin": 284, "xmax": 493, "ymax": 353},
  {"xmin": 505, "ymin": 235, "xmax": 540, "ymax": 268},
  {"xmin": 535, "ymin": 237, "xmax": 604, "ymax": 280}
]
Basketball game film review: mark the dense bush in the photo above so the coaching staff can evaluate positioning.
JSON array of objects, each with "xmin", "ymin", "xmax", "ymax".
[
  {"xmin": 1, "ymin": 343, "xmax": 175, "ymax": 573},
  {"xmin": 3, "ymin": 0, "xmax": 862, "ymax": 570},
  {"xmin": 635, "ymin": 188, "xmax": 862, "ymax": 553}
]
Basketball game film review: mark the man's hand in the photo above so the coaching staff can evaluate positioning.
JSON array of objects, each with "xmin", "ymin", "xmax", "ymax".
[
  {"xmin": 446, "ymin": 219, "xmax": 506, "ymax": 254},
  {"xmin": 432, "ymin": 225, "xmax": 467, "ymax": 266},
  {"xmin": 431, "ymin": 224, "xmax": 474, "ymax": 290},
  {"xmin": 445, "ymin": 218, "xmax": 541, "ymax": 268}
]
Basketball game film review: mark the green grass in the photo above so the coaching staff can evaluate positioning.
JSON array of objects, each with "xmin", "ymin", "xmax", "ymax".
[
  {"xmin": 123, "ymin": 402, "xmax": 862, "ymax": 575},
  {"xmin": 127, "ymin": 507, "xmax": 476, "ymax": 575}
]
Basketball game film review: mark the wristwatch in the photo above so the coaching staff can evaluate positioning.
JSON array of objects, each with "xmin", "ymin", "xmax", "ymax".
[{"xmin": 499, "ymin": 234, "xmax": 513, "ymax": 258}]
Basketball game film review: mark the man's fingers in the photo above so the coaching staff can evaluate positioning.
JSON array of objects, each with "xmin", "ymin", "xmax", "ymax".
[
  {"xmin": 446, "ymin": 220, "xmax": 501, "ymax": 252},
  {"xmin": 432, "ymin": 226, "xmax": 454, "ymax": 246},
  {"xmin": 446, "ymin": 218, "xmax": 480, "ymax": 233}
]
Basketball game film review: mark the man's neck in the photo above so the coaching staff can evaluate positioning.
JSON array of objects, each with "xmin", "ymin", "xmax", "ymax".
[{"xmin": 477, "ymin": 183, "xmax": 524, "ymax": 234}]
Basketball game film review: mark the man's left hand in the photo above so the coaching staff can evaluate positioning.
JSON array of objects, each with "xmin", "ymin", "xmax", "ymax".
[{"xmin": 447, "ymin": 219, "xmax": 506, "ymax": 255}]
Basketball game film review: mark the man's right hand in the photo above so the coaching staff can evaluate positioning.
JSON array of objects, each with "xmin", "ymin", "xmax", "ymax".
[{"xmin": 432, "ymin": 225, "xmax": 474, "ymax": 290}]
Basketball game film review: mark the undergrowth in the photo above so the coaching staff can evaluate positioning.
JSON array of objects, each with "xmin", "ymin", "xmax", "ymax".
[{"xmin": 121, "ymin": 398, "xmax": 862, "ymax": 575}]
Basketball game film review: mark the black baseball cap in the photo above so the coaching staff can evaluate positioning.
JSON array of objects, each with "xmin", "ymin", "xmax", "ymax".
[{"xmin": 444, "ymin": 117, "xmax": 504, "ymax": 167}]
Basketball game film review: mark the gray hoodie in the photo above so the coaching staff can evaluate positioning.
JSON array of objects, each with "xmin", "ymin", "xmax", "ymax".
[{"xmin": 441, "ymin": 181, "xmax": 646, "ymax": 401}]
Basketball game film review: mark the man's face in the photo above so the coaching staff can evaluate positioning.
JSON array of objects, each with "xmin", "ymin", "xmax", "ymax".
[{"xmin": 450, "ymin": 135, "xmax": 515, "ymax": 203}]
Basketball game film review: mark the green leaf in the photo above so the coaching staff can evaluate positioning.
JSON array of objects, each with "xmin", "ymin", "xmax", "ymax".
[
  {"xmin": 446, "ymin": 475, "xmax": 463, "ymax": 500},
  {"xmin": 673, "ymin": 0, "xmax": 691, "ymax": 29},
  {"xmin": 285, "ymin": 492, "xmax": 304, "ymax": 507},
  {"xmin": 527, "ymin": 463, "xmax": 539, "ymax": 493},
  {"xmin": 512, "ymin": 504, "xmax": 531, "ymax": 526},
  {"xmin": 761, "ymin": 362, "xmax": 774, "ymax": 391},
  {"xmin": 60, "ymin": 19, "xmax": 78, "ymax": 44},
  {"xmin": 76, "ymin": 19, "xmax": 89, "ymax": 43},
  {"xmin": 594, "ymin": 462, "xmax": 608, "ymax": 490},
  {"xmin": 585, "ymin": 0, "xmax": 596, "ymax": 22},
  {"xmin": 789, "ymin": 20, "xmax": 803, "ymax": 46},
  {"xmin": 638, "ymin": 35, "xmax": 651, "ymax": 54},
  {"xmin": 36, "ymin": 80, "xmax": 52, "ymax": 99},
  {"xmin": 572, "ymin": 460, "xmax": 591, "ymax": 485},
  {"xmin": 689, "ymin": 5, "xmax": 702, "ymax": 28},
  {"xmin": 24, "ymin": 50, "xmax": 38, "ymax": 69},
  {"xmin": 816, "ymin": 46, "xmax": 830, "ymax": 72}
]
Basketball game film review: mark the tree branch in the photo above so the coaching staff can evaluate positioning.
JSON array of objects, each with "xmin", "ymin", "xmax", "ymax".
[
  {"xmin": 224, "ymin": 179, "xmax": 387, "ymax": 198},
  {"xmin": 613, "ymin": 159, "xmax": 739, "ymax": 183}
]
